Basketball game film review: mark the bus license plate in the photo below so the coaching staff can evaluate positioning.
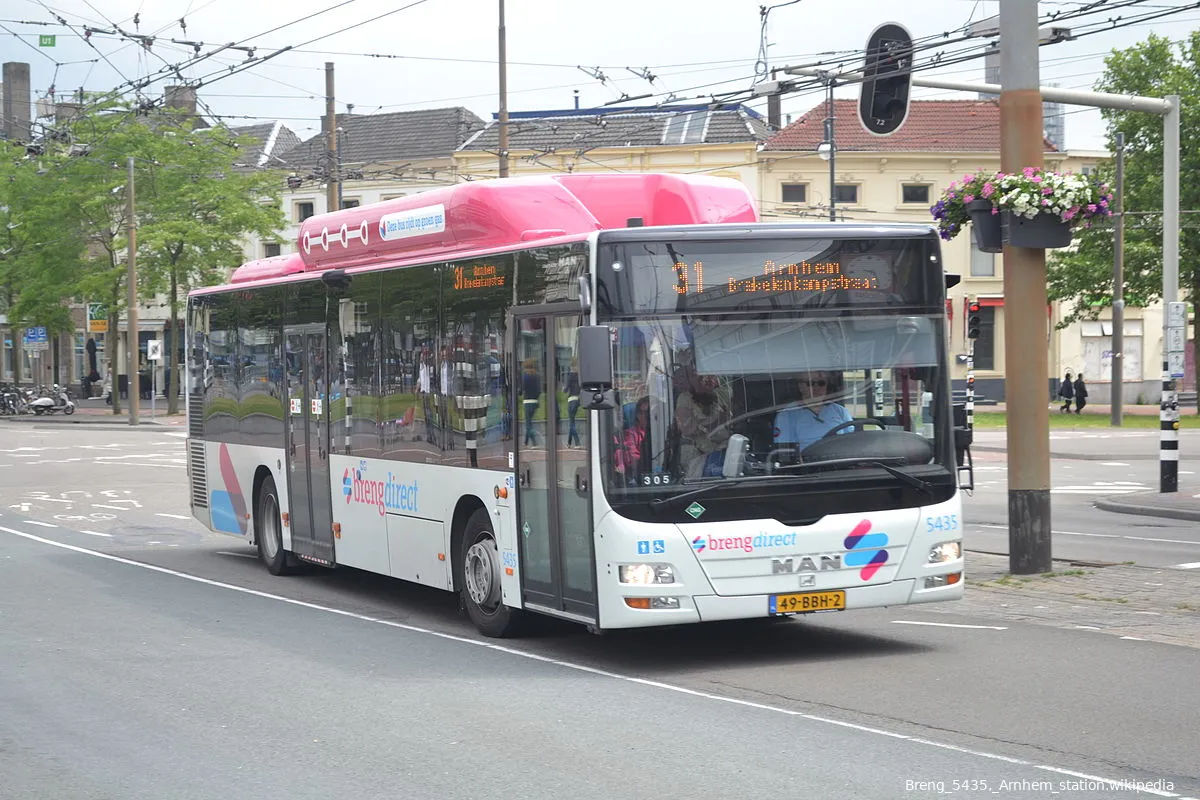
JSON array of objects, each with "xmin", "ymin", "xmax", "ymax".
[{"xmin": 769, "ymin": 590, "xmax": 846, "ymax": 615}]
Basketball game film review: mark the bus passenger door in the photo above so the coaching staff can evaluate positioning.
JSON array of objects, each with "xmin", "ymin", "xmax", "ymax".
[
  {"xmin": 512, "ymin": 308, "xmax": 597, "ymax": 623},
  {"xmin": 283, "ymin": 322, "xmax": 336, "ymax": 566}
]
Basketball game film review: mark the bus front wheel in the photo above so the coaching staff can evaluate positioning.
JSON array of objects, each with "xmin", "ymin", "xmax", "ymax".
[
  {"xmin": 256, "ymin": 475, "xmax": 293, "ymax": 576},
  {"xmin": 459, "ymin": 508, "xmax": 522, "ymax": 637}
]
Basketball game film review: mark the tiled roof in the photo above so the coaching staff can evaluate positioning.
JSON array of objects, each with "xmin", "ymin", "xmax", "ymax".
[
  {"xmin": 229, "ymin": 121, "xmax": 301, "ymax": 170},
  {"xmin": 458, "ymin": 104, "xmax": 771, "ymax": 153},
  {"xmin": 764, "ymin": 99, "xmax": 1058, "ymax": 152},
  {"xmin": 278, "ymin": 107, "xmax": 485, "ymax": 171}
]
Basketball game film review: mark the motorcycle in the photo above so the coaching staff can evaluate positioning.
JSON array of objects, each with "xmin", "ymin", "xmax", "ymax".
[{"xmin": 29, "ymin": 384, "xmax": 76, "ymax": 415}]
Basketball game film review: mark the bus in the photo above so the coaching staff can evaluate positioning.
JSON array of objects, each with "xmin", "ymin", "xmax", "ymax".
[{"xmin": 186, "ymin": 172, "xmax": 973, "ymax": 637}]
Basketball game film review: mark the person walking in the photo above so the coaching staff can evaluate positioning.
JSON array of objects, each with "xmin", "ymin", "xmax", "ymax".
[
  {"xmin": 1073, "ymin": 373, "xmax": 1088, "ymax": 414},
  {"xmin": 520, "ymin": 359, "xmax": 541, "ymax": 446},
  {"xmin": 1057, "ymin": 371, "xmax": 1074, "ymax": 413}
]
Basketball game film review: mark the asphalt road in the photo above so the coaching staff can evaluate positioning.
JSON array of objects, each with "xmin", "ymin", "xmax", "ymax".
[
  {"xmin": 1, "ymin": 424, "xmax": 1199, "ymax": 798},
  {"xmin": 964, "ymin": 445, "xmax": 1200, "ymax": 568}
]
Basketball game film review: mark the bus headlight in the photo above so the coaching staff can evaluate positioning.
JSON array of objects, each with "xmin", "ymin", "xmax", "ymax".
[
  {"xmin": 928, "ymin": 541, "xmax": 962, "ymax": 564},
  {"xmin": 618, "ymin": 564, "xmax": 676, "ymax": 585}
]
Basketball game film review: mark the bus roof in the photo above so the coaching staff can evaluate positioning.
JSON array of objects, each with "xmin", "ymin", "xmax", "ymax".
[{"xmin": 222, "ymin": 173, "xmax": 757, "ymax": 286}]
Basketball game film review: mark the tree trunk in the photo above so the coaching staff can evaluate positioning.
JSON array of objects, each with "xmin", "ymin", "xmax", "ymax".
[
  {"xmin": 107, "ymin": 306, "xmax": 121, "ymax": 415},
  {"xmin": 168, "ymin": 269, "xmax": 180, "ymax": 415}
]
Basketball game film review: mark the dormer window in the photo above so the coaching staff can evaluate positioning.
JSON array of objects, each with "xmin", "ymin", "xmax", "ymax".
[{"xmin": 662, "ymin": 111, "xmax": 709, "ymax": 144}]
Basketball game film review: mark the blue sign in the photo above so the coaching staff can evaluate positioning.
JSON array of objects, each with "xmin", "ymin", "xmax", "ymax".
[{"xmin": 22, "ymin": 327, "xmax": 48, "ymax": 346}]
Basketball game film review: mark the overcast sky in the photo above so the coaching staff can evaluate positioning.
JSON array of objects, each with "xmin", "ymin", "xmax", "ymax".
[{"xmin": 5, "ymin": 0, "xmax": 1197, "ymax": 152}]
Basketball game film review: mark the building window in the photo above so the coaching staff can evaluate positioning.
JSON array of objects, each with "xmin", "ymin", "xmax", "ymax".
[
  {"xmin": 296, "ymin": 201, "xmax": 315, "ymax": 222},
  {"xmin": 341, "ymin": 198, "xmax": 360, "ymax": 209},
  {"xmin": 901, "ymin": 184, "xmax": 929, "ymax": 204},
  {"xmin": 973, "ymin": 306, "xmax": 996, "ymax": 371},
  {"xmin": 781, "ymin": 183, "xmax": 807, "ymax": 203},
  {"xmin": 832, "ymin": 184, "xmax": 858, "ymax": 205},
  {"xmin": 970, "ymin": 242, "xmax": 995, "ymax": 277},
  {"xmin": 264, "ymin": 243, "xmax": 281, "ymax": 258}
]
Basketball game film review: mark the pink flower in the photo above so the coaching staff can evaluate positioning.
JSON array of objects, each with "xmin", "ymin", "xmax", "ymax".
[
  {"xmin": 1043, "ymin": 199, "xmax": 1051, "ymax": 206},
  {"xmin": 1087, "ymin": 203, "xmax": 1097, "ymax": 213},
  {"xmin": 1023, "ymin": 166, "xmax": 1036, "ymax": 178},
  {"xmin": 1099, "ymin": 199, "xmax": 1108, "ymax": 208},
  {"xmin": 982, "ymin": 182, "xmax": 995, "ymax": 198},
  {"xmin": 1042, "ymin": 187, "xmax": 1053, "ymax": 195},
  {"xmin": 948, "ymin": 182, "xmax": 958, "ymax": 191},
  {"xmin": 964, "ymin": 194, "xmax": 975, "ymax": 203},
  {"xmin": 1063, "ymin": 207, "xmax": 1078, "ymax": 221},
  {"xmin": 1031, "ymin": 175, "xmax": 1042, "ymax": 183},
  {"xmin": 991, "ymin": 207, "xmax": 999, "ymax": 215}
]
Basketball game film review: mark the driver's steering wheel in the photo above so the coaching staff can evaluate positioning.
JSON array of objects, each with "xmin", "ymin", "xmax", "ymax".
[{"xmin": 818, "ymin": 417, "xmax": 888, "ymax": 439}]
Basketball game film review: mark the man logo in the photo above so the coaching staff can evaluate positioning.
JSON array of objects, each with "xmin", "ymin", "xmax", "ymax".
[{"xmin": 771, "ymin": 555, "xmax": 842, "ymax": 573}]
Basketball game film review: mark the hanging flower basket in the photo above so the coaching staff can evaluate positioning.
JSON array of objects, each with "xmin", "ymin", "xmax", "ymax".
[
  {"xmin": 1002, "ymin": 210, "xmax": 1073, "ymax": 249},
  {"xmin": 966, "ymin": 198, "xmax": 1002, "ymax": 253},
  {"xmin": 931, "ymin": 167, "xmax": 1112, "ymax": 250}
]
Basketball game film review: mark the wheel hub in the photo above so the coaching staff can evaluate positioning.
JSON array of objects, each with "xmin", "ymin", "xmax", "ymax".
[{"xmin": 465, "ymin": 538, "xmax": 501, "ymax": 609}]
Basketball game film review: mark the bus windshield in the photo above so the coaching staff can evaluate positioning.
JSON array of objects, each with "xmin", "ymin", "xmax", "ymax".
[{"xmin": 595, "ymin": 233, "xmax": 955, "ymax": 520}]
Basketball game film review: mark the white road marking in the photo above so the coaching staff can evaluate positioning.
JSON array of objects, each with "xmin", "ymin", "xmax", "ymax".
[
  {"xmin": 976, "ymin": 524, "xmax": 1200, "ymax": 548},
  {"xmin": 77, "ymin": 530, "xmax": 113, "ymax": 538},
  {"xmin": 891, "ymin": 620, "xmax": 1007, "ymax": 630},
  {"xmin": 23, "ymin": 520, "xmax": 58, "ymax": 528},
  {"xmin": 156, "ymin": 513, "xmax": 191, "ymax": 520},
  {"xmin": 1100, "ymin": 462, "xmax": 1131, "ymax": 467},
  {"xmin": 7, "ymin": 524, "xmax": 1189, "ymax": 796},
  {"xmin": 1174, "ymin": 562, "xmax": 1200, "ymax": 570}
]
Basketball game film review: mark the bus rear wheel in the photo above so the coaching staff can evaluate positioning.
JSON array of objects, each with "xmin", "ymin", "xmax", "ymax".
[
  {"xmin": 256, "ymin": 476, "xmax": 293, "ymax": 576},
  {"xmin": 459, "ymin": 508, "xmax": 522, "ymax": 637}
]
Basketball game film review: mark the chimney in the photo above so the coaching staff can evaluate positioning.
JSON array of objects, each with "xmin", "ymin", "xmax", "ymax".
[
  {"xmin": 2, "ymin": 62, "xmax": 32, "ymax": 142},
  {"xmin": 767, "ymin": 69, "xmax": 781, "ymax": 130},
  {"xmin": 573, "ymin": 89, "xmax": 580, "ymax": 110},
  {"xmin": 163, "ymin": 84, "xmax": 198, "ymax": 115}
]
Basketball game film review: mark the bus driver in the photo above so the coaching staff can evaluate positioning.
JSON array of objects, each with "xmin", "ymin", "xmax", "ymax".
[{"xmin": 772, "ymin": 371, "xmax": 853, "ymax": 451}]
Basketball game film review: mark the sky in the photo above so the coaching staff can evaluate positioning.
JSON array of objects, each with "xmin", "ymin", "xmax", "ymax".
[{"xmin": 3, "ymin": 0, "xmax": 1198, "ymax": 153}]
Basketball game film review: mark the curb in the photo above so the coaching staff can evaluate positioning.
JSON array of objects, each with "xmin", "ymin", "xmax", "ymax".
[
  {"xmin": 0, "ymin": 417, "xmax": 180, "ymax": 431},
  {"xmin": 1094, "ymin": 492, "xmax": 1200, "ymax": 522}
]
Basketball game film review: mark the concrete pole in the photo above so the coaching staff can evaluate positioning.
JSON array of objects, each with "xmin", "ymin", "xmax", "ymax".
[
  {"xmin": 827, "ymin": 78, "xmax": 836, "ymax": 222},
  {"xmin": 497, "ymin": 0, "xmax": 510, "ymax": 178},
  {"xmin": 1000, "ymin": 0, "xmax": 1051, "ymax": 574},
  {"xmin": 1111, "ymin": 132, "xmax": 1125, "ymax": 427},
  {"xmin": 126, "ymin": 157, "xmax": 139, "ymax": 427},
  {"xmin": 324, "ymin": 62, "xmax": 339, "ymax": 212}
]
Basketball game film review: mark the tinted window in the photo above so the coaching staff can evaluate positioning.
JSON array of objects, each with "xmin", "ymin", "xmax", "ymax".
[
  {"xmin": 380, "ymin": 263, "xmax": 442, "ymax": 462},
  {"xmin": 237, "ymin": 286, "xmax": 284, "ymax": 446},
  {"xmin": 338, "ymin": 273, "xmax": 381, "ymax": 457}
]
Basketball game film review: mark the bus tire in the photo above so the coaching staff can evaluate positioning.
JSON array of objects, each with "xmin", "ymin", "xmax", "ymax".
[
  {"xmin": 256, "ymin": 475, "xmax": 293, "ymax": 576},
  {"xmin": 459, "ymin": 508, "xmax": 522, "ymax": 638}
]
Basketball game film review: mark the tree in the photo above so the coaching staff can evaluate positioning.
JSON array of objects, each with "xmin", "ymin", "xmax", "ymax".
[
  {"xmin": 135, "ymin": 120, "xmax": 285, "ymax": 414},
  {"xmin": 1047, "ymin": 33, "xmax": 1200, "ymax": 408}
]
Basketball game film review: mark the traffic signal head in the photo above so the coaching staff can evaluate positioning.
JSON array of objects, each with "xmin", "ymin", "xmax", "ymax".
[
  {"xmin": 858, "ymin": 23, "xmax": 913, "ymax": 136},
  {"xmin": 967, "ymin": 301, "xmax": 982, "ymax": 339}
]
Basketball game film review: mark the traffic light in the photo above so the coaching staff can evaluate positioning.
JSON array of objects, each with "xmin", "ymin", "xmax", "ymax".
[
  {"xmin": 967, "ymin": 301, "xmax": 982, "ymax": 339},
  {"xmin": 858, "ymin": 23, "xmax": 914, "ymax": 136}
]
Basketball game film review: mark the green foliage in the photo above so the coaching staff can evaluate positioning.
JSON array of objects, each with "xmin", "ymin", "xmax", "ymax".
[{"xmin": 1047, "ymin": 32, "xmax": 1200, "ymax": 328}]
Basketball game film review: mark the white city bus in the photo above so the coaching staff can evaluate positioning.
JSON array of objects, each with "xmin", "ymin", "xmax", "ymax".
[{"xmin": 186, "ymin": 173, "xmax": 971, "ymax": 637}]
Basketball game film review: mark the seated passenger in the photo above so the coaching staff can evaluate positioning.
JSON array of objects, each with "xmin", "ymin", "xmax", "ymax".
[
  {"xmin": 674, "ymin": 369, "xmax": 731, "ymax": 479},
  {"xmin": 772, "ymin": 371, "xmax": 853, "ymax": 450}
]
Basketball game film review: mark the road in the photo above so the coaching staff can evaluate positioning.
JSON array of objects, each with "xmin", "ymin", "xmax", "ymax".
[
  {"xmin": 964, "ymin": 432, "xmax": 1200, "ymax": 568},
  {"xmin": 1, "ymin": 423, "xmax": 1198, "ymax": 798}
]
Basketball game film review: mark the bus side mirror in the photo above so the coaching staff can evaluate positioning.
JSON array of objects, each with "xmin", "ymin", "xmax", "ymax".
[
  {"xmin": 577, "ymin": 325, "xmax": 615, "ymax": 410},
  {"xmin": 952, "ymin": 402, "xmax": 974, "ymax": 491}
]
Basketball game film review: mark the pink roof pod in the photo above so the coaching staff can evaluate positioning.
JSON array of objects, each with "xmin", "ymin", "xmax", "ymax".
[
  {"xmin": 229, "ymin": 252, "xmax": 306, "ymax": 284},
  {"xmin": 294, "ymin": 172, "xmax": 759, "ymax": 272}
]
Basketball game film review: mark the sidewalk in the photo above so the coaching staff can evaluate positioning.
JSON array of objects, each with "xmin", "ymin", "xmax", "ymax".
[
  {"xmin": 954, "ymin": 550, "xmax": 1200, "ymax": 649},
  {"xmin": 0, "ymin": 397, "xmax": 185, "ymax": 427}
]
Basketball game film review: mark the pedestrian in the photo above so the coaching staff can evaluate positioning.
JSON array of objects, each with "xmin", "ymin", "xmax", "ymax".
[
  {"xmin": 1073, "ymin": 372, "xmax": 1088, "ymax": 414},
  {"xmin": 520, "ymin": 358, "xmax": 541, "ymax": 445},
  {"xmin": 1057, "ymin": 371, "xmax": 1074, "ymax": 413}
]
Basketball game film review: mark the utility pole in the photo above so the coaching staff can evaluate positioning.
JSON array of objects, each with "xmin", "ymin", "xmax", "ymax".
[
  {"xmin": 1111, "ymin": 132, "xmax": 1125, "ymax": 427},
  {"xmin": 1000, "ymin": 0, "xmax": 1050, "ymax": 574},
  {"xmin": 497, "ymin": 0, "xmax": 509, "ymax": 178},
  {"xmin": 126, "ymin": 156, "xmax": 139, "ymax": 427},
  {"xmin": 825, "ymin": 77, "xmax": 836, "ymax": 222},
  {"xmin": 325, "ymin": 62, "xmax": 340, "ymax": 211}
]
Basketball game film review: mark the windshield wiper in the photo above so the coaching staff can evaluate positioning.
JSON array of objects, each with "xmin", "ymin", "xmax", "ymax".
[
  {"xmin": 649, "ymin": 474, "xmax": 798, "ymax": 509},
  {"xmin": 775, "ymin": 456, "xmax": 935, "ymax": 495}
]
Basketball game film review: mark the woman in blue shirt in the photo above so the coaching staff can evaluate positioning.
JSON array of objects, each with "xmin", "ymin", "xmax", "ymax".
[{"xmin": 772, "ymin": 371, "xmax": 853, "ymax": 450}]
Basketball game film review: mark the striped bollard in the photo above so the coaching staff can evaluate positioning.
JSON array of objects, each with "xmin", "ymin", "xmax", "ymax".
[
  {"xmin": 1160, "ymin": 365, "xmax": 1179, "ymax": 493},
  {"xmin": 460, "ymin": 394, "xmax": 490, "ymax": 468}
]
